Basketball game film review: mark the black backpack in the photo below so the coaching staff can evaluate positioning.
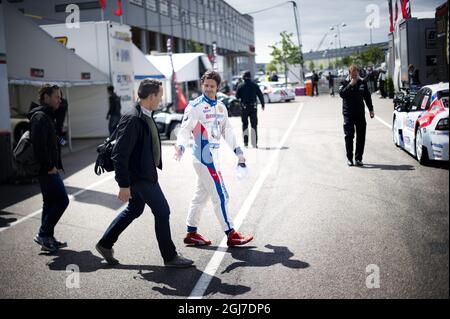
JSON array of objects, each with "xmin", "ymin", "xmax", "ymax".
[
  {"xmin": 13, "ymin": 112, "xmax": 47, "ymax": 177},
  {"xmin": 94, "ymin": 128, "xmax": 118, "ymax": 176}
]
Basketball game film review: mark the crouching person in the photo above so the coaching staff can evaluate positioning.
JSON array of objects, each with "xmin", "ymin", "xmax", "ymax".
[{"xmin": 95, "ymin": 79, "xmax": 194, "ymax": 268}]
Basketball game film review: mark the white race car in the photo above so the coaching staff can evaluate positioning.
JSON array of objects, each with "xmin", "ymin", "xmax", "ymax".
[
  {"xmin": 259, "ymin": 82, "xmax": 296, "ymax": 103},
  {"xmin": 392, "ymin": 82, "xmax": 449, "ymax": 164}
]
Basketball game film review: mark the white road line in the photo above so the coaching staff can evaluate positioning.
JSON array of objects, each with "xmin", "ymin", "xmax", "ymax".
[
  {"xmin": 188, "ymin": 103, "xmax": 304, "ymax": 299},
  {"xmin": 0, "ymin": 174, "xmax": 115, "ymax": 234},
  {"xmin": 366, "ymin": 109, "xmax": 392, "ymax": 129}
]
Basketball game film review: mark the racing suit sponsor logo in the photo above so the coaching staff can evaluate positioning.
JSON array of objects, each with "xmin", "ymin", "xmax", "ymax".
[{"xmin": 205, "ymin": 113, "xmax": 224, "ymax": 119}]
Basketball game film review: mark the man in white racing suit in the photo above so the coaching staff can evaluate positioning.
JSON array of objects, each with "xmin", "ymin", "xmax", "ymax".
[{"xmin": 174, "ymin": 70, "xmax": 254, "ymax": 247}]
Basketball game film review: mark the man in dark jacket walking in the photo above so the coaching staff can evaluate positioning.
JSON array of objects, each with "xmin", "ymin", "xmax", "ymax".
[
  {"xmin": 312, "ymin": 70, "xmax": 319, "ymax": 96},
  {"xmin": 29, "ymin": 84, "xmax": 69, "ymax": 253},
  {"xmin": 326, "ymin": 71, "xmax": 335, "ymax": 97},
  {"xmin": 339, "ymin": 65, "xmax": 375, "ymax": 166},
  {"xmin": 96, "ymin": 79, "xmax": 193, "ymax": 268},
  {"xmin": 236, "ymin": 71, "xmax": 265, "ymax": 148}
]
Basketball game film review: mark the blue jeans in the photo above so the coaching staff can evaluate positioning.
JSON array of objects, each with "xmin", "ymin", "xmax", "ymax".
[
  {"xmin": 38, "ymin": 174, "xmax": 69, "ymax": 238},
  {"xmin": 98, "ymin": 181, "xmax": 177, "ymax": 262}
]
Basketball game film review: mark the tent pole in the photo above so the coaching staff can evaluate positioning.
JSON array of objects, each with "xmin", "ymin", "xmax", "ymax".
[{"xmin": 65, "ymin": 86, "xmax": 72, "ymax": 152}]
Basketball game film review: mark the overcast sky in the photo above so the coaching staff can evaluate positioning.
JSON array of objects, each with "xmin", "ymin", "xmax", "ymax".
[{"xmin": 224, "ymin": 0, "xmax": 445, "ymax": 63}]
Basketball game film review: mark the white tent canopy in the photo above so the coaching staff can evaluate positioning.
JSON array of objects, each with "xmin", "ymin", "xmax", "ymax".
[
  {"xmin": 4, "ymin": 2, "xmax": 109, "ymax": 86},
  {"xmin": 132, "ymin": 44, "xmax": 165, "ymax": 81},
  {"xmin": 146, "ymin": 53, "xmax": 212, "ymax": 83},
  {"xmin": 3, "ymin": 2, "xmax": 111, "ymax": 142}
]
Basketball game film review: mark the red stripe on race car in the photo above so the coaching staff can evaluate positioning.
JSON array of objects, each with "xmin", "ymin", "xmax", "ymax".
[{"xmin": 418, "ymin": 99, "xmax": 446, "ymax": 128}]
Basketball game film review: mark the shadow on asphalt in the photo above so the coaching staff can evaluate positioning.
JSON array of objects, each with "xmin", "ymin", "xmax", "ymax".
[
  {"xmin": 45, "ymin": 249, "xmax": 105, "ymax": 272},
  {"xmin": 65, "ymin": 186, "xmax": 124, "ymax": 210},
  {"xmin": 0, "ymin": 211, "xmax": 17, "ymax": 228},
  {"xmin": 0, "ymin": 142, "xmax": 100, "ymax": 211},
  {"xmin": 44, "ymin": 249, "xmax": 251, "ymax": 297},
  {"xmin": 359, "ymin": 163, "xmax": 415, "ymax": 171},
  {"xmin": 394, "ymin": 150, "xmax": 449, "ymax": 170},
  {"xmin": 132, "ymin": 266, "xmax": 251, "ymax": 297},
  {"xmin": 424, "ymin": 161, "xmax": 449, "ymax": 170},
  {"xmin": 186, "ymin": 244, "xmax": 310, "ymax": 274}
]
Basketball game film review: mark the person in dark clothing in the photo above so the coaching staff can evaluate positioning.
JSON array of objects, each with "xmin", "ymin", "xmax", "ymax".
[
  {"xmin": 359, "ymin": 67, "xmax": 367, "ymax": 80},
  {"xmin": 312, "ymin": 70, "xmax": 319, "ymax": 96},
  {"xmin": 326, "ymin": 72, "xmax": 335, "ymax": 96},
  {"xmin": 372, "ymin": 68, "xmax": 379, "ymax": 92},
  {"xmin": 96, "ymin": 79, "xmax": 193, "ymax": 268},
  {"xmin": 269, "ymin": 71, "xmax": 279, "ymax": 82},
  {"xmin": 408, "ymin": 64, "xmax": 421, "ymax": 91},
  {"xmin": 55, "ymin": 89, "xmax": 68, "ymax": 144},
  {"xmin": 236, "ymin": 71, "xmax": 265, "ymax": 148},
  {"xmin": 367, "ymin": 67, "xmax": 375, "ymax": 93},
  {"xmin": 106, "ymin": 85, "xmax": 122, "ymax": 135},
  {"xmin": 29, "ymin": 84, "xmax": 69, "ymax": 253},
  {"xmin": 378, "ymin": 69, "xmax": 387, "ymax": 98},
  {"xmin": 339, "ymin": 65, "xmax": 375, "ymax": 167}
]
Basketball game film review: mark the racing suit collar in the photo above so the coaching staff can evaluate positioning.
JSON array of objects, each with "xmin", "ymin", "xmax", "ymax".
[{"xmin": 202, "ymin": 94, "xmax": 217, "ymax": 107}]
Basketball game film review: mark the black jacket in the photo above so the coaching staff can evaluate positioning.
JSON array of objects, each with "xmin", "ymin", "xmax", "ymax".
[
  {"xmin": 339, "ymin": 78, "xmax": 374, "ymax": 117},
  {"xmin": 112, "ymin": 103, "xmax": 162, "ymax": 188},
  {"xmin": 236, "ymin": 79, "xmax": 265, "ymax": 107},
  {"xmin": 326, "ymin": 74, "xmax": 334, "ymax": 86},
  {"xmin": 313, "ymin": 73, "xmax": 319, "ymax": 83},
  {"xmin": 28, "ymin": 105, "xmax": 63, "ymax": 175}
]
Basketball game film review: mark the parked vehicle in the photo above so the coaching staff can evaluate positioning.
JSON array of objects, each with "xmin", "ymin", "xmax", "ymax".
[
  {"xmin": 258, "ymin": 82, "xmax": 295, "ymax": 103},
  {"xmin": 217, "ymin": 92, "xmax": 241, "ymax": 117},
  {"xmin": 392, "ymin": 82, "xmax": 449, "ymax": 164},
  {"xmin": 153, "ymin": 103, "xmax": 183, "ymax": 140}
]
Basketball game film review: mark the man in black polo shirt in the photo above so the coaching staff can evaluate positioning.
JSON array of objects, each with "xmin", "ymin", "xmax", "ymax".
[
  {"xmin": 236, "ymin": 71, "xmax": 265, "ymax": 148},
  {"xmin": 339, "ymin": 65, "xmax": 375, "ymax": 167}
]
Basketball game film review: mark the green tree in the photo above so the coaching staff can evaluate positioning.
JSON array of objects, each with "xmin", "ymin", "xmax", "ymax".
[
  {"xmin": 308, "ymin": 60, "xmax": 315, "ymax": 71},
  {"xmin": 341, "ymin": 55, "xmax": 354, "ymax": 67},
  {"xmin": 187, "ymin": 40, "xmax": 204, "ymax": 53},
  {"xmin": 334, "ymin": 58, "xmax": 343, "ymax": 68},
  {"xmin": 269, "ymin": 31, "xmax": 303, "ymax": 85},
  {"xmin": 266, "ymin": 62, "xmax": 278, "ymax": 73},
  {"xmin": 352, "ymin": 46, "xmax": 384, "ymax": 67}
]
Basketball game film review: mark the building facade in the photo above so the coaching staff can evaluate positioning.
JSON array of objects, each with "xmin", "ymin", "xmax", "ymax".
[{"xmin": 5, "ymin": 0, "xmax": 256, "ymax": 79}]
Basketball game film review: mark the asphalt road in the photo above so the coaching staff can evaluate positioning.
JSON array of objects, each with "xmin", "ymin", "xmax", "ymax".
[{"xmin": 0, "ymin": 93, "xmax": 448, "ymax": 299}]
